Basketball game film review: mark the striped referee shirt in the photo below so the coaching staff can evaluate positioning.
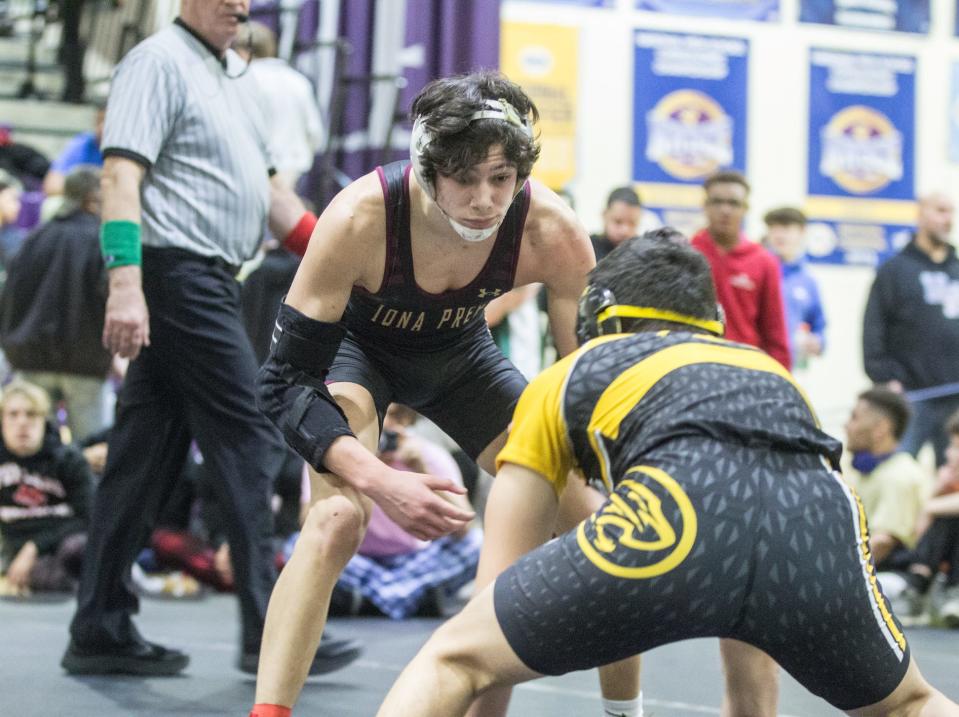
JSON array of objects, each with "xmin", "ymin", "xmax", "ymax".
[{"xmin": 102, "ymin": 19, "xmax": 275, "ymax": 266}]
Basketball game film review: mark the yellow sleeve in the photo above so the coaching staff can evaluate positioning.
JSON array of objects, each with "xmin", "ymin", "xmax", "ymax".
[{"xmin": 496, "ymin": 354, "xmax": 577, "ymax": 495}]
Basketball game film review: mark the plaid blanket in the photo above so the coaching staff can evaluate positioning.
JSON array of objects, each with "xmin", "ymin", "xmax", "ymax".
[{"xmin": 336, "ymin": 529, "xmax": 482, "ymax": 619}]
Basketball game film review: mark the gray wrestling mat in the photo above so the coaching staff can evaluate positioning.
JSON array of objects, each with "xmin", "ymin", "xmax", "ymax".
[{"xmin": 0, "ymin": 593, "xmax": 955, "ymax": 715}]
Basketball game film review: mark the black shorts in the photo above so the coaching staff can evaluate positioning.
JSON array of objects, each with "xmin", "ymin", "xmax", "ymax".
[
  {"xmin": 494, "ymin": 439, "xmax": 911, "ymax": 711},
  {"xmin": 328, "ymin": 327, "xmax": 527, "ymax": 459}
]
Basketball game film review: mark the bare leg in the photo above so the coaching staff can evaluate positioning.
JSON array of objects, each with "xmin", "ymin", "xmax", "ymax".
[
  {"xmin": 254, "ymin": 383, "xmax": 378, "ymax": 707},
  {"xmin": 378, "ymin": 585, "xmax": 541, "ymax": 717},
  {"xmin": 465, "ymin": 448, "xmax": 641, "ymax": 717},
  {"xmin": 719, "ymin": 640, "xmax": 779, "ymax": 717},
  {"xmin": 848, "ymin": 657, "xmax": 959, "ymax": 716}
]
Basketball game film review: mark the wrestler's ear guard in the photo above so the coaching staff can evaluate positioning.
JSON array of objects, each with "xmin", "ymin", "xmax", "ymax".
[
  {"xmin": 576, "ymin": 283, "xmax": 726, "ymax": 346},
  {"xmin": 576, "ymin": 284, "xmax": 619, "ymax": 345}
]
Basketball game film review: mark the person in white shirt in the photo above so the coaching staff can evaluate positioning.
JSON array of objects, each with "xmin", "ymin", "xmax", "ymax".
[{"xmin": 242, "ymin": 21, "xmax": 324, "ymax": 190}]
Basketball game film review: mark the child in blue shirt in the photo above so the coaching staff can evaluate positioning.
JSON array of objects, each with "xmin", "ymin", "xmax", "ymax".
[{"xmin": 764, "ymin": 206, "xmax": 827, "ymax": 369}]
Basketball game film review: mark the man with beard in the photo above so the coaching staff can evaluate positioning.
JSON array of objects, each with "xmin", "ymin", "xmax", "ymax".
[{"xmin": 863, "ymin": 192, "xmax": 959, "ymax": 467}]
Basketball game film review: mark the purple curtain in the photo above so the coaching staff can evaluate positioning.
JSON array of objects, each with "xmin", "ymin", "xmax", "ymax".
[
  {"xmin": 402, "ymin": 0, "xmax": 501, "ymax": 114},
  {"xmin": 317, "ymin": 0, "xmax": 500, "ymax": 201}
]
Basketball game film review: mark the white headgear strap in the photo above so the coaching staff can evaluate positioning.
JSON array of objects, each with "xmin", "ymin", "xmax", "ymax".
[
  {"xmin": 409, "ymin": 98, "xmax": 533, "ymax": 200},
  {"xmin": 409, "ymin": 99, "xmax": 532, "ymax": 242}
]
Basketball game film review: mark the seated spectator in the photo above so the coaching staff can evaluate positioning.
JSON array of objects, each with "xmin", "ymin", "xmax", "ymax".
[
  {"xmin": 0, "ymin": 168, "xmax": 25, "ymax": 268},
  {"xmin": 844, "ymin": 387, "xmax": 932, "ymax": 570},
  {"xmin": 42, "ymin": 105, "xmax": 105, "ymax": 197},
  {"xmin": 0, "ymin": 380, "xmax": 92, "ymax": 596},
  {"xmin": 764, "ymin": 206, "xmax": 826, "ymax": 369},
  {"xmin": 590, "ymin": 186, "xmax": 661, "ymax": 262},
  {"xmin": 891, "ymin": 410, "xmax": 959, "ymax": 626},
  {"xmin": 0, "ymin": 166, "xmax": 111, "ymax": 442},
  {"xmin": 306, "ymin": 404, "xmax": 482, "ymax": 619}
]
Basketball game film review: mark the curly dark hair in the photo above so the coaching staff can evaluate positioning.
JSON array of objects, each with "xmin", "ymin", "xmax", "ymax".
[
  {"xmin": 585, "ymin": 228, "xmax": 720, "ymax": 335},
  {"xmin": 410, "ymin": 70, "xmax": 540, "ymax": 184}
]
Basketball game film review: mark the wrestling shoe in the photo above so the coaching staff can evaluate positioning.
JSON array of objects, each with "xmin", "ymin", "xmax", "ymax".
[
  {"xmin": 61, "ymin": 637, "xmax": 189, "ymax": 675},
  {"xmin": 239, "ymin": 630, "xmax": 363, "ymax": 675}
]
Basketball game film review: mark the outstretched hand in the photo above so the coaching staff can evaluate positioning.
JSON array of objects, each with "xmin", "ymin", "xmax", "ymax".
[{"xmin": 369, "ymin": 469, "xmax": 474, "ymax": 541}]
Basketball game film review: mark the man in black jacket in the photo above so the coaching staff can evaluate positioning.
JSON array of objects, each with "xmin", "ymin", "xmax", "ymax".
[
  {"xmin": 0, "ymin": 166, "xmax": 111, "ymax": 442},
  {"xmin": 863, "ymin": 192, "xmax": 959, "ymax": 466}
]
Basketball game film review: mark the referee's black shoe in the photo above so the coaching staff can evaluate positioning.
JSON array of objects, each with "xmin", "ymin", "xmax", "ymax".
[
  {"xmin": 238, "ymin": 630, "xmax": 363, "ymax": 675},
  {"xmin": 61, "ymin": 637, "xmax": 189, "ymax": 676}
]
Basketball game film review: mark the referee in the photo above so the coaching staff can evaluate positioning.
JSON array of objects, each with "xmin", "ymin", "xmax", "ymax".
[{"xmin": 62, "ymin": 0, "xmax": 360, "ymax": 676}]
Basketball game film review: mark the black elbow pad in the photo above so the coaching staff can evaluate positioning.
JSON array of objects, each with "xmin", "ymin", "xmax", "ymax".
[{"xmin": 256, "ymin": 302, "xmax": 355, "ymax": 471}]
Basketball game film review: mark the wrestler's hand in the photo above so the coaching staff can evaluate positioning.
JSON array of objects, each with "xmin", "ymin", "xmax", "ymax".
[
  {"xmin": 103, "ymin": 266, "xmax": 151, "ymax": 359},
  {"xmin": 369, "ymin": 469, "xmax": 475, "ymax": 541}
]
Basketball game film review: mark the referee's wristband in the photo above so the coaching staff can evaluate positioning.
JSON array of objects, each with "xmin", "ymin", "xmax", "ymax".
[{"xmin": 100, "ymin": 220, "xmax": 142, "ymax": 269}]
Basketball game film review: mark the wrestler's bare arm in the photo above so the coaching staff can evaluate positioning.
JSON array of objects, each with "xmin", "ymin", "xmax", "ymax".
[{"xmin": 515, "ymin": 180, "xmax": 596, "ymax": 357}]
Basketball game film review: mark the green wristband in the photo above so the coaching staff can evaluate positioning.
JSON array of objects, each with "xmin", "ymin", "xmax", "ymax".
[{"xmin": 100, "ymin": 220, "xmax": 142, "ymax": 269}]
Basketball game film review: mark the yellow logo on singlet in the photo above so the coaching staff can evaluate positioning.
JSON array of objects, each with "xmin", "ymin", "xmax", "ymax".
[{"xmin": 577, "ymin": 466, "xmax": 697, "ymax": 579}]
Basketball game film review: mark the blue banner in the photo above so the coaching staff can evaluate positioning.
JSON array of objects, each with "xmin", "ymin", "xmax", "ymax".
[
  {"xmin": 637, "ymin": 0, "xmax": 778, "ymax": 20},
  {"xmin": 800, "ymin": 0, "xmax": 929, "ymax": 34},
  {"xmin": 807, "ymin": 49, "xmax": 915, "ymax": 201},
  {"xmin": 804, "ymin": 219, "xmax": 912, "ymax": 267},
  {"xmin": 632, "ymin": 31, "xmax": 749, "ymax": 190}
]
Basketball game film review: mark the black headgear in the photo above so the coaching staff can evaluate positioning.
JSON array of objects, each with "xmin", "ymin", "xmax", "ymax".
[{"xmin": 575, "ymin": 284, "xmax": 725, "ymax": 345}]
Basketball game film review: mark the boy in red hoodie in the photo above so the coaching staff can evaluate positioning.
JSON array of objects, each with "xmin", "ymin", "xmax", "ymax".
[{"xmin": 691, "ymin": 170, "xmax": 791, "ymax": 369}]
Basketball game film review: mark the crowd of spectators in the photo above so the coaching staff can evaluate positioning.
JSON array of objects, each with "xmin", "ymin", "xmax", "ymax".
[{"xmin": 0, "ymin": 15, "xmax": 958, "ymax": 717}]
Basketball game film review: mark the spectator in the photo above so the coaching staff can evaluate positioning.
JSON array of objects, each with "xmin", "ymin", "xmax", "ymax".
[
  {"xmin": 324, "ymin": 404, "xmax": 481, "ymax": 620},
  {"xmin": 691, "ymin": 170, "xmax": 791, "ymax": 369},
  {"xmin": 0, "ymin": 125, "xmax": 50, "ymax": 189},
  {"xmin": 764, "ymin": 206, "xmax": 826, "ymax": 369},
  {"xmin": 590, "ymin": 186, "xmax": 661, "ymax": 262},
  {"xmin": 42, "ymin": 105, "xmax": 105, "ymax": 197},
  {"xmin": 62, "ymin": 1, "xmax": 360, "ymax": 678},
  {"xmin": 241, "ymin": 243, "xmax": 300, "ymax": 364},
  {"xmin": 59, "ymin": 0, "xmax": 89, "ymax": 104},
  {"xmin": 239, "ymin": 21, "xmax": 323, "ymax": 191},
  {"xmin": 891, "ymin": 409, "xmax": 959, "ymax": 626},
  {"xmin": 844, "ymin": 387, "xmax": 932, "ymax": 570},
  {"xmin": 0, "ymin": 380, "xmax": 92, "ymax": 596},
  {"xmin": 0, "ymin": 168, "xmax": 25, "ymax": 267},
  {"xmin": 863, "ymin": 192, "xmax": 959, "ymax": 467},
  {"xmin": 0, "ymin": 166, "xmax": 111, "ymax": 442},
  {"xmin": 486, "ymin": 284, "xmax": 544, "ymax": 380}
]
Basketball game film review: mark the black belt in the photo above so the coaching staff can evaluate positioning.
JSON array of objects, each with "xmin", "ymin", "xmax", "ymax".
[{"xmin": 142, "ymin": 246, "xmax": 242, "ymax": 277}]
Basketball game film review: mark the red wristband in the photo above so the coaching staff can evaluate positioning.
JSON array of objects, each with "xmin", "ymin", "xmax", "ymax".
[
  {"xmin": 250, "ymin": 705, "xmax": 291, "ymax": 717},
  {"xmin": 284, "ymin": 211, "xmax": 317, "ymax": 257}
]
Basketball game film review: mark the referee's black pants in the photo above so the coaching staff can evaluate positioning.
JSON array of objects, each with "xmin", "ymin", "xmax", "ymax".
[{"xmin": 70, "ymin": 248, "xmax": 285, "ymax": 654}]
